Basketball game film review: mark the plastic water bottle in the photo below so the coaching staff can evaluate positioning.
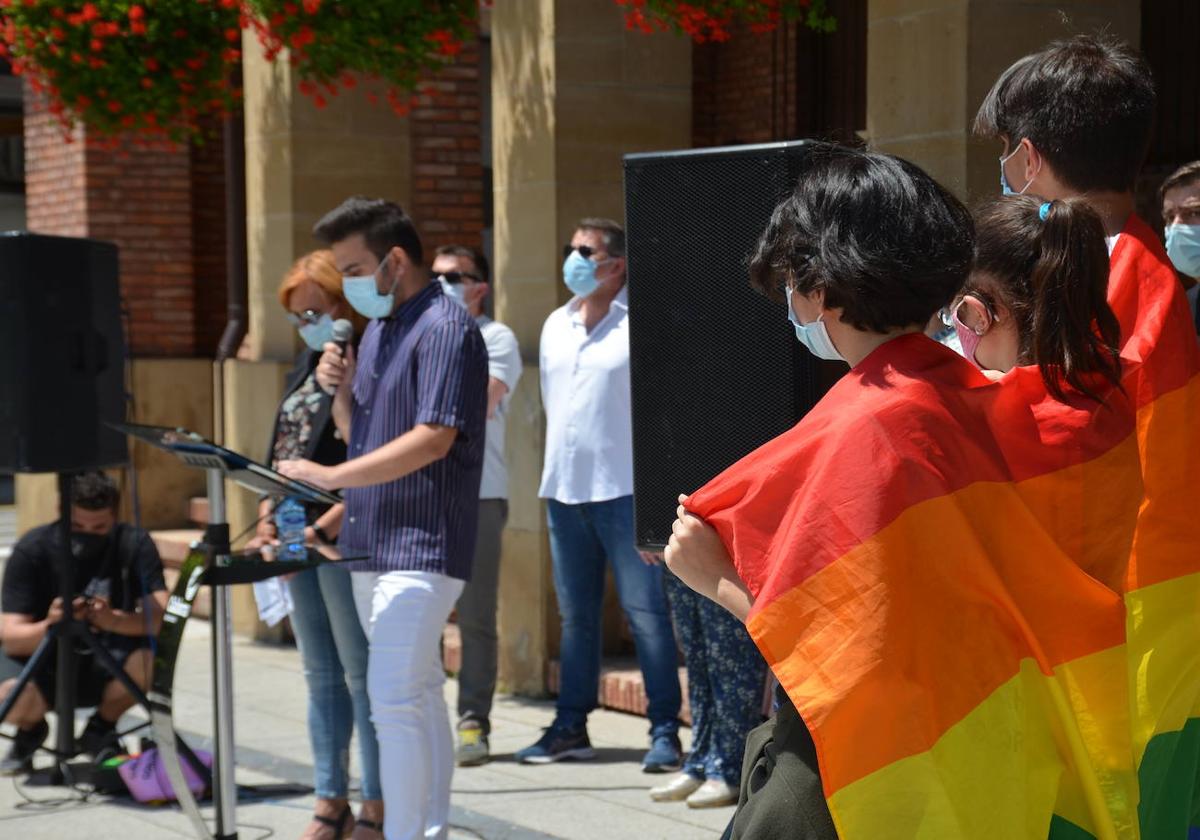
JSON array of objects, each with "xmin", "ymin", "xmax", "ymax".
[{"xmin": 274, "ymin": 497, "xmax": 307, "ymax": 562}]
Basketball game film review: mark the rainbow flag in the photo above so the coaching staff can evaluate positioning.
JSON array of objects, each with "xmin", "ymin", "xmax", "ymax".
[{"xmin": 686, "ymin": 217, "xmax": 1200, "ymax": 839}]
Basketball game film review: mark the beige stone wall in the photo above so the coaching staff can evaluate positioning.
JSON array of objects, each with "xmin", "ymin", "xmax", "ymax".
[
  {"xmin": 492, "ymin": 0, "xmax": 691, "ymax": 694},
  {"xmin": 867, "ymin": 0, "xmax": 1139, "ymax": 203},
  {"xmin": 242, "ymin": 31, "xmax": 413, "ymax": 364}
]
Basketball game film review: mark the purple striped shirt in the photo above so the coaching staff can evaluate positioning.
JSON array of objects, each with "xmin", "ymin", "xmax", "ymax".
[{"xmin": 339, "ymin": 281, "xmax": 488, "ymax": 579}]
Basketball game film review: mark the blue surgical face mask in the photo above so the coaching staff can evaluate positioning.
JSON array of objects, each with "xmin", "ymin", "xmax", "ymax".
[
  {"xmin": 787, "ymin": 287, "xmax": 845, "ymax": 362},
  {"xmin": 563, "ymin": 250, "xmax": 600, "ymax": 298},
  {"xmin": 1166, "ymin": 223, "xmax": 1200, "ymax": 278},
  {"xmin": 439, "ymin": 277, "xmax": 469, "ymax": 309},
  {"xmin": 343, "ymin": 256, "xmax": 397, "ymax": 319},
  {"xmin": 999, "ymin": 144, "xmax": 1034, "ymax": 196},
  {"xmin": 297, "ymin": 313, "xmax": 335, "ymax": 351}
]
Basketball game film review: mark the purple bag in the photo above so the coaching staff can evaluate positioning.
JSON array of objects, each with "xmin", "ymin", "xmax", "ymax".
[{"xmin": 117, "ymin": 747, "xmax": 213, "ymax": 804}]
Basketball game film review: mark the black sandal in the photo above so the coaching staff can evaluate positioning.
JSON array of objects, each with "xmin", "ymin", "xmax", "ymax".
[
  {"xmin": 311, "ymin": 805, "xmax": 352, "ymax": 838},
  {"xmin": 354, "ymin": 817, "xmax": 384, "ymax": 838}
]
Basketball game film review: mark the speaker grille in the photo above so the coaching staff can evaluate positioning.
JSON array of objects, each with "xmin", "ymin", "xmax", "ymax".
[{"xmin": 624, "ymin": 143, "xmax": 834, "ymax": 548}]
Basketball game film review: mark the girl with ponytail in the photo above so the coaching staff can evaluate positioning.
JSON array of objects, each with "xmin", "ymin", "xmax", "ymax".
[{"xmin": 953, "ymin": 195, "xmax": 1122, "ymax": 401}]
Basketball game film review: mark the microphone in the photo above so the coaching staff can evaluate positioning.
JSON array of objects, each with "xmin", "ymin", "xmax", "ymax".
[{"xmin": 323, "ymin": 319, "xmax": 354, "ymax": 395}]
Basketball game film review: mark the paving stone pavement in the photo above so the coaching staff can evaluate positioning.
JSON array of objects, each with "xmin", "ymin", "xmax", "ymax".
[{"xmin": 0, "ymin": 616, "xmax": 732, "ymax": 839}]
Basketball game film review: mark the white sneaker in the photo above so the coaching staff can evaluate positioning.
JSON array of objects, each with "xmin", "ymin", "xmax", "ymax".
[
  {"xmin": 649, "ymin": 772, "xmax": 703, "ymax": 802},
  {"xmin": 686, "ymin": 778, "xmax": 739, "ymax": 809}
]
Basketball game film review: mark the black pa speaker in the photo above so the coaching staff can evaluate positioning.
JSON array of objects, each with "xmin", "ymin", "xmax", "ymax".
[
  {"xmin": 0, "ymin": 232, "xmax": 128, "ymax": 473},
  {"xmin": 624, "ymin": 142, "xmax": 843, "ymax": 549}
]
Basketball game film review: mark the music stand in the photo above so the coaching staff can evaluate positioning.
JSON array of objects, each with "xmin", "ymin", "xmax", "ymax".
[{"xmin": 112, "ymin": 422, "xmax": 350, "ymax": 840}]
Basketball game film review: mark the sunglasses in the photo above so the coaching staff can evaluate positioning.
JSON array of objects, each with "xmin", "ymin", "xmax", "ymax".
[
  {"xmin": 435, "ymin": 271, "xmax": 482, "ymax": 285},
  {"xmin": 563, "ymin": 244, "xmax": 606, "ymax": 260},
  {"xmin": 285, "ymin": 309, "xmax": 327, "ymax": 327}
]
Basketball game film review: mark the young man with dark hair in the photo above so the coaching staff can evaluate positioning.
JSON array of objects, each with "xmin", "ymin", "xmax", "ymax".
[
  {"xmin": 1160, "ymin": 161, "xmax": 1200, "ymax": 332},
  {"xmin": 280, "ymin": 197, "xmax": 488, "ymax": 840},
  {"xmin": 972, "ymin": 36, "xmax": 1200, "ymax": 836},
  {"xmin": 430, "ymin": 244, "xmax": 522, "ymax": 767},
  {"xmin": 0, "ymin": 472, "xmax": 167, "ymax": 774},
  {"xmin": 517, "ymin": 217, "xmax": 683, "ymax": 771}
]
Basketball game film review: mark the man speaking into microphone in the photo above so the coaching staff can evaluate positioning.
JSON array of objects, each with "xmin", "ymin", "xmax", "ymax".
[{"xmin": 278, "ymin": 196, "xmax": 488, "ymax": 840}]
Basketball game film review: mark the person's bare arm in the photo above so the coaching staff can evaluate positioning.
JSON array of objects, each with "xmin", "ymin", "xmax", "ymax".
[
  {"xmin": 486, "ymin": 377, "xmax": 509, "ymax": 420},
  {"xmin": 87, "ymin": 590, "xmax": 168, "ymax": 637},
  {"xmin": 278, "ymin": 424, "xmax": 458, "ymax": 491},
  {"xmin": 315, "ymin": 342, "xmax": 356, "ymax": 441},
  {"xmin": 2, "ymin": 600, "xmax": 81, "ymax": 657},
  {"xmin": 663, "ymin": 496, "xmax": 755, "ymax": 623}
]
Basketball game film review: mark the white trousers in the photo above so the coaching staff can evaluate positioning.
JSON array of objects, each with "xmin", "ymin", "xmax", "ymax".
[{"xmin": 351, "ymin": 570, "xmax": 464, "ymax": 840}]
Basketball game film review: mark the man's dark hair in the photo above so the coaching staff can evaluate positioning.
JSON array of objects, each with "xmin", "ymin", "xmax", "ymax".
[
  {"xmin": 577, "ymin": 218, "xmax": 626, "ymax": 258},
  {"xmin": 1159, "ymin": 161, "xmax": 1200, "ymax": 209},
  {"xmin": 313, "ymin": 196, "xmax": 424, "ymax": 265},
  {"xmin": 749, "ymin": 144, "xmax": 974, "ymax": 332},
  {"xmin": 434, "ymin": 244, "xmax": 490, "ymax": 283},
  {"xmin": 71, "ymin": 471, "xmax": 119, "ymax": 512},
  {"xmin": 973, "ymin": 35, "xmax": 1155, "ymax": 194}
]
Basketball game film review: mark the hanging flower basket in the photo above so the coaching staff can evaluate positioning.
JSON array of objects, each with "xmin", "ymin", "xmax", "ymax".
[
  {"xmin": 244, "ymin": 0, "xmax": 477, "ymax": 115},
  {"xmin": 0, "ymin": 0, "xmax": 243, "ymax": 145},
  {"xmin": 616, "ymin": 0, "xmax": 834, "ymax": 42}
]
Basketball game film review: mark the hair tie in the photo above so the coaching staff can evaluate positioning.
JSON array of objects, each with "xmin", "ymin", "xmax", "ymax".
[{"xmin": 1039, "ymin": 202, "xmax": 1052, "ymax": 221}]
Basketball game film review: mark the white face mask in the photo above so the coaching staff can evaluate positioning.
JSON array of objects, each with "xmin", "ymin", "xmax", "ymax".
[
  {"xmin": 438, "ymin": 277, "xmax": 469, "ymax": 309},
  {"xmin": 787, "ymin": 287, "xmax": 846, "ymax": 362}
]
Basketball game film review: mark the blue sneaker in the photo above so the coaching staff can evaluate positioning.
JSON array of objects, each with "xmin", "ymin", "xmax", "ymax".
[
  {"xmin": 515, "ymin": 724, "xmax": 596, "ymax": 764},
  {"xmin": 642, "ymin": 733, "xmax": 683, "ymax": 773}
]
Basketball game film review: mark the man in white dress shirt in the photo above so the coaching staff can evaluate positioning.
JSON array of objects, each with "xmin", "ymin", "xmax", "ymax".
[
  {"xmin": 430, "ymin": 244, "xmax": 523, "ymax": 767},
  {"xmin": 516, "ymin": 218, "xmax": 682, "ymax": 772}
]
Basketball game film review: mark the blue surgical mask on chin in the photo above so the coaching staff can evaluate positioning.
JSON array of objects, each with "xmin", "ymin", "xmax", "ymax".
[
  {"xmin": 297, "ymin": 313, "xmax": 335, "ymax": 351},
  {"xmin": 439, "ymin": 278, "xmax": 469, "ymax": 309},
  {"xmin": 563, "ymin": 251, "xmax": 600, "ymax": 298},
  {"xmin": 787, "ymin": 288, "xmax": 846, "ymax": 362},
  {"xmin": 999, "ymin": 145, "xmax": 1034, "ymax": 196},
  {"xmin": 343, "ymin": 257, "xmax": 397, "ymax": 319},
  {"xmin": 1166, "ymin": 223, "xmax": 1200, "ymax": 278}
]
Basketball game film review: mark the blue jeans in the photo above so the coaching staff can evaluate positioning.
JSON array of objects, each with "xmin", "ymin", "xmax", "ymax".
[
  {"xmin": 288, "ymin": 563, "xmax": 381, "ymax": 801},
  {"xmin": 547, "ymin": 496, "xmax": 681, "ymax": 736},
  {"xmin": 666, "ymin": 573, "xmax": 767, "ymax": 786}
]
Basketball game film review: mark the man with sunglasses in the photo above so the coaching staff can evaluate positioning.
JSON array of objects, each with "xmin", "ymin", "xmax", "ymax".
[
  {"xmin": 516, "ymin": 218, "xmax": 682, "ymax": 772},
  {"xmin": 430, "ymin": 245, "xmax": 522, "ymax": 767}
]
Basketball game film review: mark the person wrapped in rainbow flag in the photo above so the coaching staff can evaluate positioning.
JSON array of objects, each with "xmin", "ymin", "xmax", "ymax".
[{"xmin": 665, "ymin": 38, "xmax": 1199, "ymax": 840}]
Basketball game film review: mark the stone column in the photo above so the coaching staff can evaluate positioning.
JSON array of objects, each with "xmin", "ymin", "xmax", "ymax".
[
  {"xmin": 867, "ymin": 0, "xmax": 1139, "ymax": 203},
  {"xmin": 231, "ymin": 33, "xmax": 413, "ymax": 635},
  {"xmin": 491, "ymin": 0, "xmax": 691, "ymax": 694}
]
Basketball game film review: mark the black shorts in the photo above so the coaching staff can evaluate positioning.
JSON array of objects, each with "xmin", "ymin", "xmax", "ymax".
[{"xmin": 2, "ymin": 638, "xmax": 148, "ymax": 709}]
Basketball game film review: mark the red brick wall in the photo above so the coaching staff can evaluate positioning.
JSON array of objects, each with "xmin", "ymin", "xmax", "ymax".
[
  {"xmin": 24, "ymin": 90, "xmax": 201, "ymax": 358},
  {"xmin": 692, "ymin": 8, "xmax": 867, "ymax": 149},
  {"xmin": 692, "ymin": 24, "xmax": 798, "ymax": 148},
  {"xmin": 85, "ymin": 140, "xmax": 196, "ymax": 357},
  {"xmin": 24, "ymin": 93, "xmax": 87, "ymax": 237},
  {"xmin": 410, "ymin": 38, "xmax": 486, "ymax": 253}
]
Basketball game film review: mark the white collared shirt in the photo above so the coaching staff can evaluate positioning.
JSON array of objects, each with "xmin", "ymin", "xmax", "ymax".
[
  {"xmin": 476, "ymin": 315, "xmax": 522, "ymax": 500},
  {"xmin": 538, "ymin": 286, "xmax": 633, "ymax": 504}
]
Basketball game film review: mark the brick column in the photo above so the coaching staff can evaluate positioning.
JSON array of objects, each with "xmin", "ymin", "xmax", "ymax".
[{"xmin": 410, "ymin": 38, "xmax": 486, "ymax": 251}]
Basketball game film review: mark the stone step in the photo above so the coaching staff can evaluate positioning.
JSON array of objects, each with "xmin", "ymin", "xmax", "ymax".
[
  {"xmin": 150, "ymin": 529, "xmax": 204, "ymax": 569},
  {"xmin": 189, "ymin": 497, "xmax": 209, "ymax": 528}
]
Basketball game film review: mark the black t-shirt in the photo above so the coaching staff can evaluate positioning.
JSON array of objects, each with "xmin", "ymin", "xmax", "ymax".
[{"xmin": 1, "ymin": 523, "xmax": 166, "ymax": 649}]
